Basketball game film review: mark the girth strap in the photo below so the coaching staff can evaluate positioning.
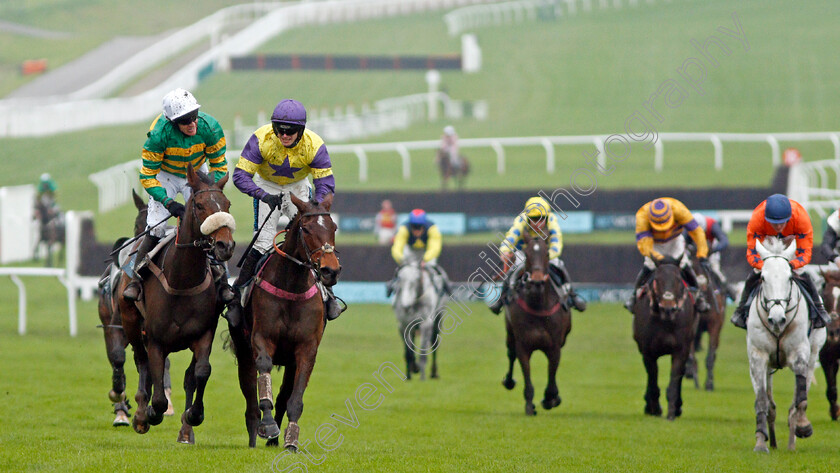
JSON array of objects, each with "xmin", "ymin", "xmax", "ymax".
[{"xmin": 147, "ymin": 260, "xmax": 212, "ymax": 296}]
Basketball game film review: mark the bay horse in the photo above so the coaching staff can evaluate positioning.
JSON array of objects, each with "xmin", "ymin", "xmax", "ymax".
[
  {"xmin": 684, "ymin": 254, "xmax": 725, "ymax": 391},
  {"xmin": 501, "ymin": 231, "xmax": 572, "ymax": 416},
  {"xmin": 436, "ymin": 148, "xmax": 469, "ymax": 191},
  {"xmin": 116, "ymin": 165, "xmax": 235, "ymax": 444},
  {"xmin": 34, "ymin": 192, "xmax": 65, "ymax": 267},
  {"xmin": 746, "ymin": 237, "xmax": 825, "ymax": 452},
  {"xmin": 393, "ymin": 261, "xmax": 442, "ymax": 380},
  {"xmin": 818, "ymin": 269, "xmax": 840, "ymax": 420},
  {"xmin": 230, "ymin": 194, "xmax": 340, "ymax": 449},
  {"xmin": 631, "ymin": 257, "xmax": 697, "ymax": 420}
]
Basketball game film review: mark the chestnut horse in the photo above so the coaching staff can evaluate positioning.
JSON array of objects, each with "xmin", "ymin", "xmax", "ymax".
[
  {"xmin": 501, "ymin": 232, "xmax": 572, "ymax": 416},
  {"xmin": 819, "ymin": 269, "xmax": 840, "ymax": 420},
  {"xmin": 685, "ymin": 254, "xmax": 725, "ymax": 391},
  {"xmin": 631, "ymin": 258, "xmax": 698, "ymax": 420},
  {"xmin": 116, "ymin": 165, "xmax": 235, "ymax": 444},
  {"xmin": 230, "ymin": 194, "xmax": 340, "ymax": 449}
]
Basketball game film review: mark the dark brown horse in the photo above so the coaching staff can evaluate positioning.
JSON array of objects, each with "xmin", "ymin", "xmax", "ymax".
[
  {"xmin": 117, "ymin": 165, "xmax": 235, "ymax": 444},
  {"xmin": 684, "ymin": 255, "xmax": 725, "ymax": 391},
  {"xmin": 34, "ymin": 192, "xmax": 65, "ymax": 267},
  {"xmin": 229, "ymin": 194, "xmax": 340, "ymax": 449},
  {"xmin": 436, "ymin": 148, "xmax": 469, "ymax": 191},
  {"xmin": 819, "ymin": 269, "xmax": 840, "ymax": 420},
  {"xmin": 631, "ymin": 258, "xmax": 698, "ymax": 420},
  {"xmin": 501, "ymin": 232, "xmax": 572, "ymax": 416}
]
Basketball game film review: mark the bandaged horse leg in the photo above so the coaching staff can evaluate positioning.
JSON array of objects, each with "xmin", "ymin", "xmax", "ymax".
[{"xmin": 257, "ymin": 371, "xmax": 280, "ymax": 440}]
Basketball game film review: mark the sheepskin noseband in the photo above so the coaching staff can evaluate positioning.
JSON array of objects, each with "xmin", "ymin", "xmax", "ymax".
[{"xmin": 200, "ymin": 211, "xmax": 236, "ymax": 235}]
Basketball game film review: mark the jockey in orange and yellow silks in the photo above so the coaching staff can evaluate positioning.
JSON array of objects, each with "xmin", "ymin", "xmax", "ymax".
[
  {"xmin": 625, "ymin": 197, "xmax": 711, "ymax": 313},
  {"xmin": 488, "ymin": 196, "xmax": 587, "ymax": 314}
]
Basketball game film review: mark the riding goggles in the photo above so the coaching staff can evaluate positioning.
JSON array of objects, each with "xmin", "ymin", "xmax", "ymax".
[
  {"xmin": 273, "ymin": 123, "xmax": 303, "ymax": 137},
  {"xmin": 172, "ymin": 110, "xmax": 199, "ymax": 126}
]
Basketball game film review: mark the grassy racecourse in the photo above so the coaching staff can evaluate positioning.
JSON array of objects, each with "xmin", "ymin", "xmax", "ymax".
[{"xmin": 0, "ymin": 278, "xmax": 837, "ymax": 472}]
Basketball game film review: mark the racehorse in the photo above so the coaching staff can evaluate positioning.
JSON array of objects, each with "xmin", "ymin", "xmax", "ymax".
[
  {"xmin": 746, "ymin": 237, "xmax": 826, "ymax": 452},
  {"xmin": 435, "ymin": 148, "xmax": 469, "ymax": 191},
  {"xmin": 684, "ymin": 254, "xmax": 725, "ymax": 391},
  {"xmin": 97, "ymin": 190, "xmax": 174, "ymax": 426},
  {"xmin": 34, "ymin": 192, "xmax": 65, "ymax": 267},
  {"xmin": 116, "ymin": 165, "xmax": 235, "ymax": 444},
  {"xmin": 818, "ymin": 269, "xmax": 840, "ymax": 420},
  {"xmin": 631, "ymin": 257, "xmax": 697, "ymax": 420},
  {"xmin": 393, "ymin": 261, "xmax": 442, "ymax": 380},
  {"xmin": 501, "ymin": 231, "xmax": 572, "ymax": 416},
  {"xmin": 229, "ymin": 194, "xmax": 340, "ymax": 449}
]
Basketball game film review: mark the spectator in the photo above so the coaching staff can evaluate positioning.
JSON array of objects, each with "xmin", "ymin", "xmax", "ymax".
[{"xmin": 374, "ymin": 199, "xmax": 398, "ymax": 245}]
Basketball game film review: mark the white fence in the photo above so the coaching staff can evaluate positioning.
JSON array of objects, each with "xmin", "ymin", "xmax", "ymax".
[
  {"xmin": 788, "ymin": 159, "xmax": 840, "ymax": 218},
  {"xmin": 0, "ymin": 0, "xmax": 503, "ymax": 138}
]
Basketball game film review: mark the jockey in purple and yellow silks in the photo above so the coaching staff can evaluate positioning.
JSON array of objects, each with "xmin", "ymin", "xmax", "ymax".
[
  {"xmin": 625, "ymin": 197, "xmax": 710, "ymax": 313},
  {"xmin": 227, "ymin": 99, "xmax": 342, "ymax": 323},
  {"xmin": 124, "ymin": 88, "xmax": 234, "ymax": 307},
  {"xmin": 488, "ymin": 196, "xmax": 587, "ymax": 314}
]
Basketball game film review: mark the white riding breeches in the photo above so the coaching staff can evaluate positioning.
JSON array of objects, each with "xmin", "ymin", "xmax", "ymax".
[
  {"xmin": 644, "ymin": 237, "xmax": 690, "ymax": 269},
  {"xmin": 252, "ymin": 175, "xmax": 312, "ymax": 254},
  {"xmin": 145, "ymin": 165, "xmax": 208, "ymax": 238}
]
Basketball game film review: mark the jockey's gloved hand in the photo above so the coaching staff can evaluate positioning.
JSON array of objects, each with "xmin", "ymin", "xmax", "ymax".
[
  {"xmin": 261, "ymin": 193, "xmax": 284, "ymax": 210},
  {"xmin": 698, "ymin": 257, "xmax": 712, "ymax": 273},
  {"xmin": 165, "ymin": 200, "xmax": 185, "ymax": 218}
]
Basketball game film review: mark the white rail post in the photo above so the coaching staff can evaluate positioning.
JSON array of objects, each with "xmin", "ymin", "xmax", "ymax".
[
  {"xmin": 767, "ymin": 135, "xmax": 780, "ymax": 166},
  {"xmin": 654, "ymin": 139, "xmax": 664, "ymax": 172},
  {"xmin": 492, "ymin": 140, "xmax": 505, "ymax": 174},
  {"xmin": 396, "ymin": 144, "xmax": 411, "ymax": 180},
  {"xmin": 711, "ymin": 135, "xmax": 723, "ymax": 170},
  {"xmin": 354, "ymin": 147, "xmax": 369, "ymax": 182},
  {"xmin": 831, "ymin": 133, "xmax": 840, "ymax": 161},
  {"xmin": 10, "ymin": 274, "xmax": 26, "ymax": 335},
  {"xmin": 541, "ymin": 138, "xmax": 555, "ymax": 174},
  {"xmin": 594, "ymin": 137, "xmax": 606, "ymax": 170}
]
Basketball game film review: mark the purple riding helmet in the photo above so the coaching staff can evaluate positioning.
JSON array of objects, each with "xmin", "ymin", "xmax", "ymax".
[{"xmin": 271, "ymin": 99, "xmax": 307, "ymax": 148}]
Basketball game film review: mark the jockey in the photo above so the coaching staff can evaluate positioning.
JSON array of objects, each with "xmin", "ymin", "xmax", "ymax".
[
  {"xmin": 683, "ymin": 212, "xmax": 736, "ymax": 300},
  {"xmin": 228, "ymin": 98, "xmax": 342, "ymax": 325},
  {"xmin": 488, "ymin": 196, "xmax": 587, "ymax": 314},
  {"xmin": 386, "ymin": 209, "xmax": 452, "ymax": 297},
  {"xmin": 124, "ymin": 88, "xmax": 234, "ymax": 308},
  {"xmin": 819, "ymin": 207, "xmax": 840, "ymax": 267},
  {"xmin": 35, "ymin": 172, "xmax": 62, "ymax": 220},
  {"xmin": 440, "ymin": 125, "xmax": 460, "ymax": 166},
  {"xmin": 731, "ymin": 194, "xmax": 830, "ymax": 329},
  {"xmin": 625, "ymin": 197, "xmax": 711, "ymax": 313}
]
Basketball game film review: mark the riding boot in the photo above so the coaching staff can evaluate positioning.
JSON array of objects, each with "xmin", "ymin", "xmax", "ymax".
[
  {"xmin": 681, "ymin": 264, "xmax": 710, "ymax": 312},
  {"xmin": 224, "ymin": 248, "xmax": 263, "ymax": 328},
  {"xmin": 731, "ymin": 271, "xmax": 762, "ymax": 329},
  {"xmin": 324, "ymin": 286, "xmax": 346, "ymax": 321},
  {"xmin": 489, "ymin": 284, "xmax": 508, "ymax": 315},
  {"xmin": 123, "ymin": 235, "xmax": 160, "ymax": 302},
  {"xmin": 625, "ymin": 267, "xmax": 654, "ymax": 312},
  {"xmin": 385, "ymin": 277, "xmax": 397, "ymax": 297},
  {"xmin": 551, "ymin": 263, "xmax": 587, "ymax": 313},
  {"xmin": 210, "ymin": 261, "xmax": 235, "ymax": 305},
  {"xmin": 799, "ymin": 272, "xmax": 831, "ymax": 329}
]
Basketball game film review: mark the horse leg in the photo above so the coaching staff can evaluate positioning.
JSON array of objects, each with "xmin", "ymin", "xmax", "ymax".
[
  {"xmin": 766, "ymin": 374, "xmax": 777, "ymax": 449},
  {"xmin": 789, "ymin": 373, "xmax": 813, "ymax": 450},
  {"xmin": 145, "ymin": 343, "xmax": 168, "ymax": 427},
  {"xmin": 229, "ymin": 322, "xmax": 259, "ymax": 448},
  {"xmin": 502, "ymin": 322, "xmax": 516, "ymax": 390},
  {"xmin": 131, "ymin": 343, "xmax": 151, "ymax": 434},
  {"xmin": 164, "ymin": 357, "xmax": 175, "ymax": 416},
  {"xmin": 821, "ymin": 353, "xmax": 839, "ymax": 420},
  {"xmin": 705, "ymin": 318, "xmax": 722, "ymax": 391},
  {"xmin": 430, "ymin": 317, "xmax": 440, "ymax": 379},
  {"xmin": 666, "ymin": 351, "xmax": 688, "ymax": 420},
  {"xmin": 642, "ymin": 354, "xmax": 661, "ymax": 416},
  {"xmin": 685, "ymin": 349, "xmax": 700, "ymax": 389},
  {"xmin": 178, "ymin": 357, "xmax": 197, "ymax": 444},
  {"xmin": 749, "ymin": 352, "xmax": 770, "ymax": 452},
  {"xmin": 184, "ymin": 330, "xmax": 214, "ymax": 429},
  {"xmin": 105, "ymin": 326, "xmax": 127, "ymax": 403},
  {"xmin": 254, "ymin": 335, "xmax": 281, "ymax": 441},
  {"xmin": 284, "ymin": 344, "xmax": 320, "ymax": 451},
  {"xmin": 267, "ymin": 366, "xmax": 296, "ymax": 448},
  {"xmin": 541, "ymin": 348, "xmax": 562, "ymax": 410},
  {"xmin": 517, "ymin": 346, "xmax": 536, "ymax": 416}
]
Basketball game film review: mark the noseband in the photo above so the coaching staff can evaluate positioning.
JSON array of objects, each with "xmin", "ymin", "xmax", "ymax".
[
  {"xmin": 175, "ymin": 188, "xmax": 231, "ymax": 250},
  {"xmin": 272, "ymin": 211, "xmax": 337, "ymax": 283}
]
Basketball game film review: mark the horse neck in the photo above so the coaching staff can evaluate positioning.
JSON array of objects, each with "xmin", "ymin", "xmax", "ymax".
[
  {"xmin": 270, "ymin": 219, "xmax": 314, "ymax": 292},
  {"xmin": 164, "ymin": 212, "xmax": 208, "ymax": 286},
  {"xmin": 399, "ymin": 266, "xmax": 432, "ymax": 307}
]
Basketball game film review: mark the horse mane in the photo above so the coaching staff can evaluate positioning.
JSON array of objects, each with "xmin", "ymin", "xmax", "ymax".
[
  {"xmin": 193, "ymin": 170, "xmax": 214, "ymax": 186},
  {"xmin": 761, "ymin": 236, "xmax": 787, "ymax": 255}
]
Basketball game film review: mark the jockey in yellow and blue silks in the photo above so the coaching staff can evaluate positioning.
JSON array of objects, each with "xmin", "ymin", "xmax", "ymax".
[
  {"xmin": 488, "ymin": 196, "xmax": 587, "ymax": 314},
  {"xmin": 625, "ymin": 197, "xmax": 710, "ymax": 313},
  {"xmin": 386, "ymin": 209, "xmax": 452, "ymax": 297}
]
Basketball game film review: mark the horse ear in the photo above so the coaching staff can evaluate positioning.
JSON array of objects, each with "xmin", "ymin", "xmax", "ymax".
[
  {"xmin": 132, "ymin": 189, "xmax": 145, "ymax": 210},
  {"xmin": 319, "ymin": 193, "xmax": 333, "ymax": 212},
  {"xmin": 782, "ymin": 238, "xmax": 797, "ymax": 261},
  {"xmin": 186, "ymin": 163, "xmax": 200, "ymax": 188},
  {"xmin": 289, "ymin": 192, "xmax": 307, "ymax": 214},
  {"xmin": 215, "ymin": 172, "xmax": 229, "ymax": 189},
  {"xmin": 755, "ymin": 238, "xmax": 770, "ymax": 261}
]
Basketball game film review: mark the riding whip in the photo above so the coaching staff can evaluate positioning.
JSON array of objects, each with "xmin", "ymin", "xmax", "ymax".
[
  {"xmin": 236, "ymin": 204, "xmax": 276, "ymax": 268},
  {"xmin": 109, "ymin": 216, "xmax": 170, "ymax": 257}
]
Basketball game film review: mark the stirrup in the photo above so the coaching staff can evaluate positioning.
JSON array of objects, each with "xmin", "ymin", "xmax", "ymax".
[{"xmin": 123, "ymin": 281, "xmax": 141, "ymax": 302}]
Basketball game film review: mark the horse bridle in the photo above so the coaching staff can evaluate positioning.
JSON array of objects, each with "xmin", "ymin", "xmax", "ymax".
[
  {"xmin": 175, "ymin": 188, "xmax": 229, "ymax": 250},
  {"xmin": 757, "ymin": 255, "xmax": 800, "ymax": 318},
  {"xmin": 272, "ymin": 211, "xmax": 337, "ymax": 282}
]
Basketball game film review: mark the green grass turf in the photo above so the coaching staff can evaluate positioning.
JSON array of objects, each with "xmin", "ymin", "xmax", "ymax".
[{"xmin": 0, "ymin": 277, "xmax": 837, "ymax": 472}]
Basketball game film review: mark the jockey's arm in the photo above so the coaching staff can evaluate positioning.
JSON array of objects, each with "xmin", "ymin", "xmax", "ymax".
[
  {"xmin": 309, "ymin": 144, "xmax": 335, "ymax": 203},
  {"xmin": 500, "ymin": 220, "xmax": 524, "ymax": 270},
  {"xmin": 547, "ymin": 215, "xmax": 563, "ymax": 260},
  {"xmin": 789, "ymin": 213, "xmax": 813, "ymax": 269},
  {"xmin": 423, "ymin": 225, "xmax": 442, "ymax": 262},
  {"xmin": 634, "ymin": 208, "xmax": 663, "ymax": 260},
  {"xmin": 233, "ymin": 134, "xmax": 269, "ymax": 200},
  {"xmin": 139, "ymin": 146, "xmax": 169, "ymax": 205},
  {"xmin": 686, "ymin": 226, "xmax": 709, "ymax": 259},
  {"xmin": 391, "ymin": 226, "xmax": 409, "ymax": 264},
  {"xmin": 709, "ymin": 221, "xmax": 729, "ymax": 253},
  {"xmin": 202, "ymin": 119, "xmax": 228, "ymax": 182},
  {"xmin": 820, "ymin": 226, "xmax": 839, "ymax": 262},
  {"xmin": 673, "ymin": 204, "xmax": 708, "ymax": 259}
]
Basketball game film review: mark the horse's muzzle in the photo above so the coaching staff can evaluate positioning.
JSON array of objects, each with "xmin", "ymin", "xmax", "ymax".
[
  {"xmin": 320, "ymin": 265, "xmax": 341, "ymax": 287},
  {"xmin": 214, "ymin": 240, "xmax": 235, "ymax": 262}
]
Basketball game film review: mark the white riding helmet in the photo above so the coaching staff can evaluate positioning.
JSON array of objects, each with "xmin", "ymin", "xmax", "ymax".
[
  {"xmin": 443, "ymin": 125, "xmax": 456, "ymax": 136},
  {"xmin": 693, "ymin": 212, "xmax": 707, "ymax": 232},
  {"xmin": 162, "ymin": 88, "xmax": 200, "ymax": 121}
]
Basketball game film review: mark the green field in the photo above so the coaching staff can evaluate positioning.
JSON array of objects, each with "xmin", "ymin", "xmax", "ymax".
[{"xmin": 0, "ymin": 277, "xmax": 838, "ymax": 472}]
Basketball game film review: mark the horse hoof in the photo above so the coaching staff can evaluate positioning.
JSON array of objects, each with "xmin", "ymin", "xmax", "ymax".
[
  {"xmin": 525, "ymin": 404, "xmax": 537, "ymax": 416},
  {"xmin": 795, "ymin": 424, "xmax": 813, "ymax": 438},
  {"xmin": 830, "ymin": 405, "xmax": 840, "ymax": 421},
  {"xmin": 177, "ymin": 428, "xmax": 195, "ymax": 445},
  {"xmin": 644, "ymin": 406, "xmax": 662, "ymax": 417},
  {"xmin": 112, "ymin": 411, "xmax": 130, "ymax": 427},
  {"xmin": 754, "ymin": 445, "xmax": 769, "ymax": 453},
  {"xmin": 258, "ymin": 422, "xmax": 281, "ymax": 440},
  {"xmin": 132, "ymin": 417, "xmax": 149, "ymax": 434},
  {"xmin": 541, "ymin": 397, "xmax": 561, "ymax": 410},
  {"xmin": 705, "ymin": 381, "xmax": 714, "ymax": 392},
  {"xmin": 286, "ymin": 444, "xmax": 298, "ymax": 453},
  {"xmin": 502, "ymin": 377, "xmax": 516, "ymax": 390},
  {"xmin": 266, "ymin": 437, "xmax": 280, "ymax": 447},
  {"xmin": 185, "ymin": 408, "xmax": 204, "ymax": 427},
  {"xmin": 147, "ymin": 406, "xmax": 163, "ymax": 426}
]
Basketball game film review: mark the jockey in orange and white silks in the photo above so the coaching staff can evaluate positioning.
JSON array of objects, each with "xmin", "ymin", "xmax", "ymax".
[
  {"xmin": 730, "ymin": 194, "xmax": 829, "ymax": 329},
  {"xmin": 625, "ymin": 197, "xmax": 710, "ymax": 312},
  {"xmin": 488, "ymin": 196, "xmax": 586, "ymax": 314}
]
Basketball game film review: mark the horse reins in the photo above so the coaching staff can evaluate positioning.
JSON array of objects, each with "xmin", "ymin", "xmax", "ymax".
[
  {"xmin": 175, "ymin": 188, "xmax": 228, "ymax": 250},
  {"xmin": 271, "ymin": 211, "xmax": 337, "ymax": 284}
]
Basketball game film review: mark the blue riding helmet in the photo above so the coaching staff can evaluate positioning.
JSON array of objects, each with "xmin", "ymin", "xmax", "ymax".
[
  {"xmin": 408, "ymin": 209, "xmax": 427, "ymax": 226},
  {"xmin": 764, "ymin": 194, "xmax": 791, "ymax": 224}
]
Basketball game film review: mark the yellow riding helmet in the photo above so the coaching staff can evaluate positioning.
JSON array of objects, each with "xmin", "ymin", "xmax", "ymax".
[
  {"xmin": 524, "ymin": 196, "xmax": 551, "ymax": 218},
  {"xmin": 648, "ymin": 198, "xmax": 674, "ymax": 231}
]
